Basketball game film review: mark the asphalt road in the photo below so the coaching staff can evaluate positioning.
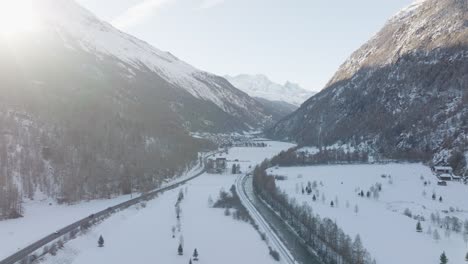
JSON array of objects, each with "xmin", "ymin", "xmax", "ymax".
[
  {"xmin": 238, "ymin": 174, "xmax": 322, "ymax": 264},
  {"xmin": 0, "ymin": 152, "xmax": 217, "ymax": 264}
]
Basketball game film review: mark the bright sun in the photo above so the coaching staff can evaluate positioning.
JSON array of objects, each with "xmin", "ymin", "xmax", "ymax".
[{"xmin": 0, "ymin": 1, "xmax": 40, "ymax": 36}]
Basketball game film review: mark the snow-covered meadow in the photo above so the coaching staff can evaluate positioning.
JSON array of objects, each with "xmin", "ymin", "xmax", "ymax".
[
  {"xmin": 0, "ymin": 164, "xmax": 204, "ymax": 260},
  {"xmin": 28, "ymin": 141, "xmax": 294, "ymax": 264},
  {"xmin": 273, "ymin": 163, "xmax": 468, "ymax": 264},
  {"xmin": 0, "ymin": 193, "xmax": 133, "ymax": 260}
]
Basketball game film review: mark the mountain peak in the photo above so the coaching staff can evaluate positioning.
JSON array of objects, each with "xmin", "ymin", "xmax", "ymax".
[{"xmin": 225, "ymin": 74, "xmax": 315, "ymax": 107}]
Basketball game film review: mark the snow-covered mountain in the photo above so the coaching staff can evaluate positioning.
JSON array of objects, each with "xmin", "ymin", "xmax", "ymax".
[
  {"xmin": 225, "ymin": 74, "xmax": 315, "ymax": 107},
  {"xmin": 0, "ymin": 0, "xmax": 277, "ymax": 206},
  {"xmin": 268, "ymin": 0, "xmax": 468, "ymax": 173}
]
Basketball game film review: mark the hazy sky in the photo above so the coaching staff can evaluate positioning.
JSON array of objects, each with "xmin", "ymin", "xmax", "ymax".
[{"xmin": 76, "ymin": 0, "xmax": 413, "ymax": 91}]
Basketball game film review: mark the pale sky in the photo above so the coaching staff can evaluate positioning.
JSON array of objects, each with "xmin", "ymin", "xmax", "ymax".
[{"xmin": 76, "ymin": 0, "xmax": 413, "ymax": 91}]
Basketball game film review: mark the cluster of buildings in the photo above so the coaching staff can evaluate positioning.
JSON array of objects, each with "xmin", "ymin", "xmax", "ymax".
[
  {"xmin": 206, "ymin": 157, "xmax": 227, "ymax": 174},
  {"xmin": 432, "ymin": 166, "xmax": 465, "ymax": 185}
]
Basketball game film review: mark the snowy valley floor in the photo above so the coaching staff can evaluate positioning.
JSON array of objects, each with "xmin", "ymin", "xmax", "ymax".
[
  {"xmin": 0, "ymin": 164, "xmax": 204, "ymax": 260},
  {"xmin": 273, "ymin": 163, "xmax": 468, "ymax": 264},
  {"xmin": 3, "ymin": 141, "xmax": 293, "ymax": 264}
]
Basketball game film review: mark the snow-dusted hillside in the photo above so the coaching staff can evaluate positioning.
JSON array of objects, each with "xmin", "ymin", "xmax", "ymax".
[
  {"xmin": 30, "ymin": 0, "xmax": 264, "ymax": 115},
  {"xmin": 225, "ymin": 74, "xmax": 315, "ymax": 107},
  {"xmin": 0, "ymin": 0, "xmax": 279, "ymax": 207},
  {"xmin": 268, "ymin": 0, "xmax": 468, "ymax": 172},
  {"xmin": 274, "ymin": 163, "xmax": 468, "ymax": 264},
  {"xmin": 1, "ymin": 0, "xmax": 277, "ymax": 133}
]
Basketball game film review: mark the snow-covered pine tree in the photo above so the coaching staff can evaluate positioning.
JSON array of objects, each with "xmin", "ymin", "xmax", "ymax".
[
  {"xmin": 98, "ymin": 235, "xmax": 104, "ymax": 247},
  {"xmin": 330, "ymin": 201, "xmax": 334, "ymax": 207},
  {"xmin": 439, "ymin": 196, "xmax": 443, "ymax": 202},
  {"xmin": 440, "ymin": 252, "xmax": 448, "ymax": 264},
  {"xmin": 465, "ymin": 252, "xmax": 468, "ymax": 262},
  {"xmin": 178, "ymin": 243, "xmax": 183, "ymax": 255},
  {"xmin": 189, "ymin": 259, "xmax": 192, "ymax": 264},
  {"xmin": 193, "ymin": 248, "xmax": 199, "ymax": 261},
  {"xmin": 416, "ymin": 221, "xmax": 423, "ymax": 232}
]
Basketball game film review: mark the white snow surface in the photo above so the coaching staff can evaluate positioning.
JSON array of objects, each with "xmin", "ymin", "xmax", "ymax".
[
  {"xmin": 0, "ymin": 163, "xmax": 203, "ymax": 260},
  {"xmin": 274, "ymin": 163, "xmax": 468, "ymax": 264},
  {"xmin": 15, "ymin": 141, "xmax": 293, "ymax": 264},
  {"xmin": 225, "ymin": 74, "xmax": 315, "ymax": 107},
  {"xmin": 0, "ymin": 194, "xmax": 133, "ymax": 260}
]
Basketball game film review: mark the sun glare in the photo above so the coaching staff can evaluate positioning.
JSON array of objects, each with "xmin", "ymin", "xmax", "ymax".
[{"xmin": 0, "ymin": 1, "xmax": 40, "ymax": 36}]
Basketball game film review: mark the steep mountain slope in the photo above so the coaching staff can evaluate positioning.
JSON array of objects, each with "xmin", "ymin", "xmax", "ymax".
[
  {"xmin": 225, "ymin": 74, "xmax": 315, "ymax": 107},
  {"xmin": 0, "ymin": 0, "xmax": 274, "ymax": 212},
  {"xmin": 268, "ymin": 0, "xmax": 468, "ymax": 172},
  {"xmin": 254, "ymin": 97, "xmax": 298, "ymax": 120}
]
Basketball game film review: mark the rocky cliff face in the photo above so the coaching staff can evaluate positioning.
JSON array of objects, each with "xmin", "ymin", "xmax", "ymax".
[{"xmin": 268, "ymin": 0, "xmax": 468, "ymax": 173}]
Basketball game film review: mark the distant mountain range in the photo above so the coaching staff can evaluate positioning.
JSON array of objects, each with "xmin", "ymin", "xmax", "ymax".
[
  {"xmin": 268, "ymin": 0, "xmax": 468, "ymax": 173},
  {"xmin": 225, "ymin": 74, "xmax": 315, "ymax": 107}
]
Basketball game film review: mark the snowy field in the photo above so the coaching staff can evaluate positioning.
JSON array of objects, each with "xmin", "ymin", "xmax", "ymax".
[
  {"xmin": 273, "ymin": 163, "xmax": 468, "ymax": 264},
  {"xmin": 34, "ymin": 141, "xmax": 293, "ymax": 264},
  {"xmin": 0, "ymin": 163, "xmax": 204, "ymax": 260},
  {"xmin": 0, "ymin": 193, "xmax": 133, "ymax": 260}
]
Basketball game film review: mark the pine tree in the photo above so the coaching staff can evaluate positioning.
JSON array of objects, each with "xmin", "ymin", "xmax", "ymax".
[
  {"xmin": 465, "ymin": 252, "xmax": 468, "ymax": 262},
  {"xmin": 98, "ymin": 235, "xmax": 104, "ymax": 247},
  {"xmin": 433, "ymin": 193, "xmax": 436, "ymax": 200},
  {"xmin": 189, "ymin": 259, "xmax": 192, "ymax": 264},
  {"xmin": 440, "ymin": 251, "xmax": 448, "ymax": 264},
  {"xmin": 178, "ymin": 244, "xmax": 184, "ymax": 255},
  {"xmin": 193, "ymin": 248, "xmax": 199, "ymax": 261},
  {"xmin": 330, "ymin": 201, "xmax": 334, "ymax": 207},
  {"xmin": 312, "ymin": 195, "xmax": 316, "ymax": 201},
  {"xmin": 416, "ymin": 221, "xmax": 423, "ymax": 232},
  {"xmin": 439, "ymin": 196, "xmax": 443, "ymax": 202}
]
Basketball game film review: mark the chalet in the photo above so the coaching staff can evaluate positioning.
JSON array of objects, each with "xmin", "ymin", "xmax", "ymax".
[
  {"xmin": 216, "ymin": 158, "xmax": 227, "ymax": 170},
  {"xmin": 433, "ymin": 166, "xmax": 453, "ymax": 175},
  {"xmin": 438, "ymin": 173, "xmax": 453, "ymax": 181},
  {"xmin": 207, "ymin": 157, "xmax": 227, "ymax": 174}
]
